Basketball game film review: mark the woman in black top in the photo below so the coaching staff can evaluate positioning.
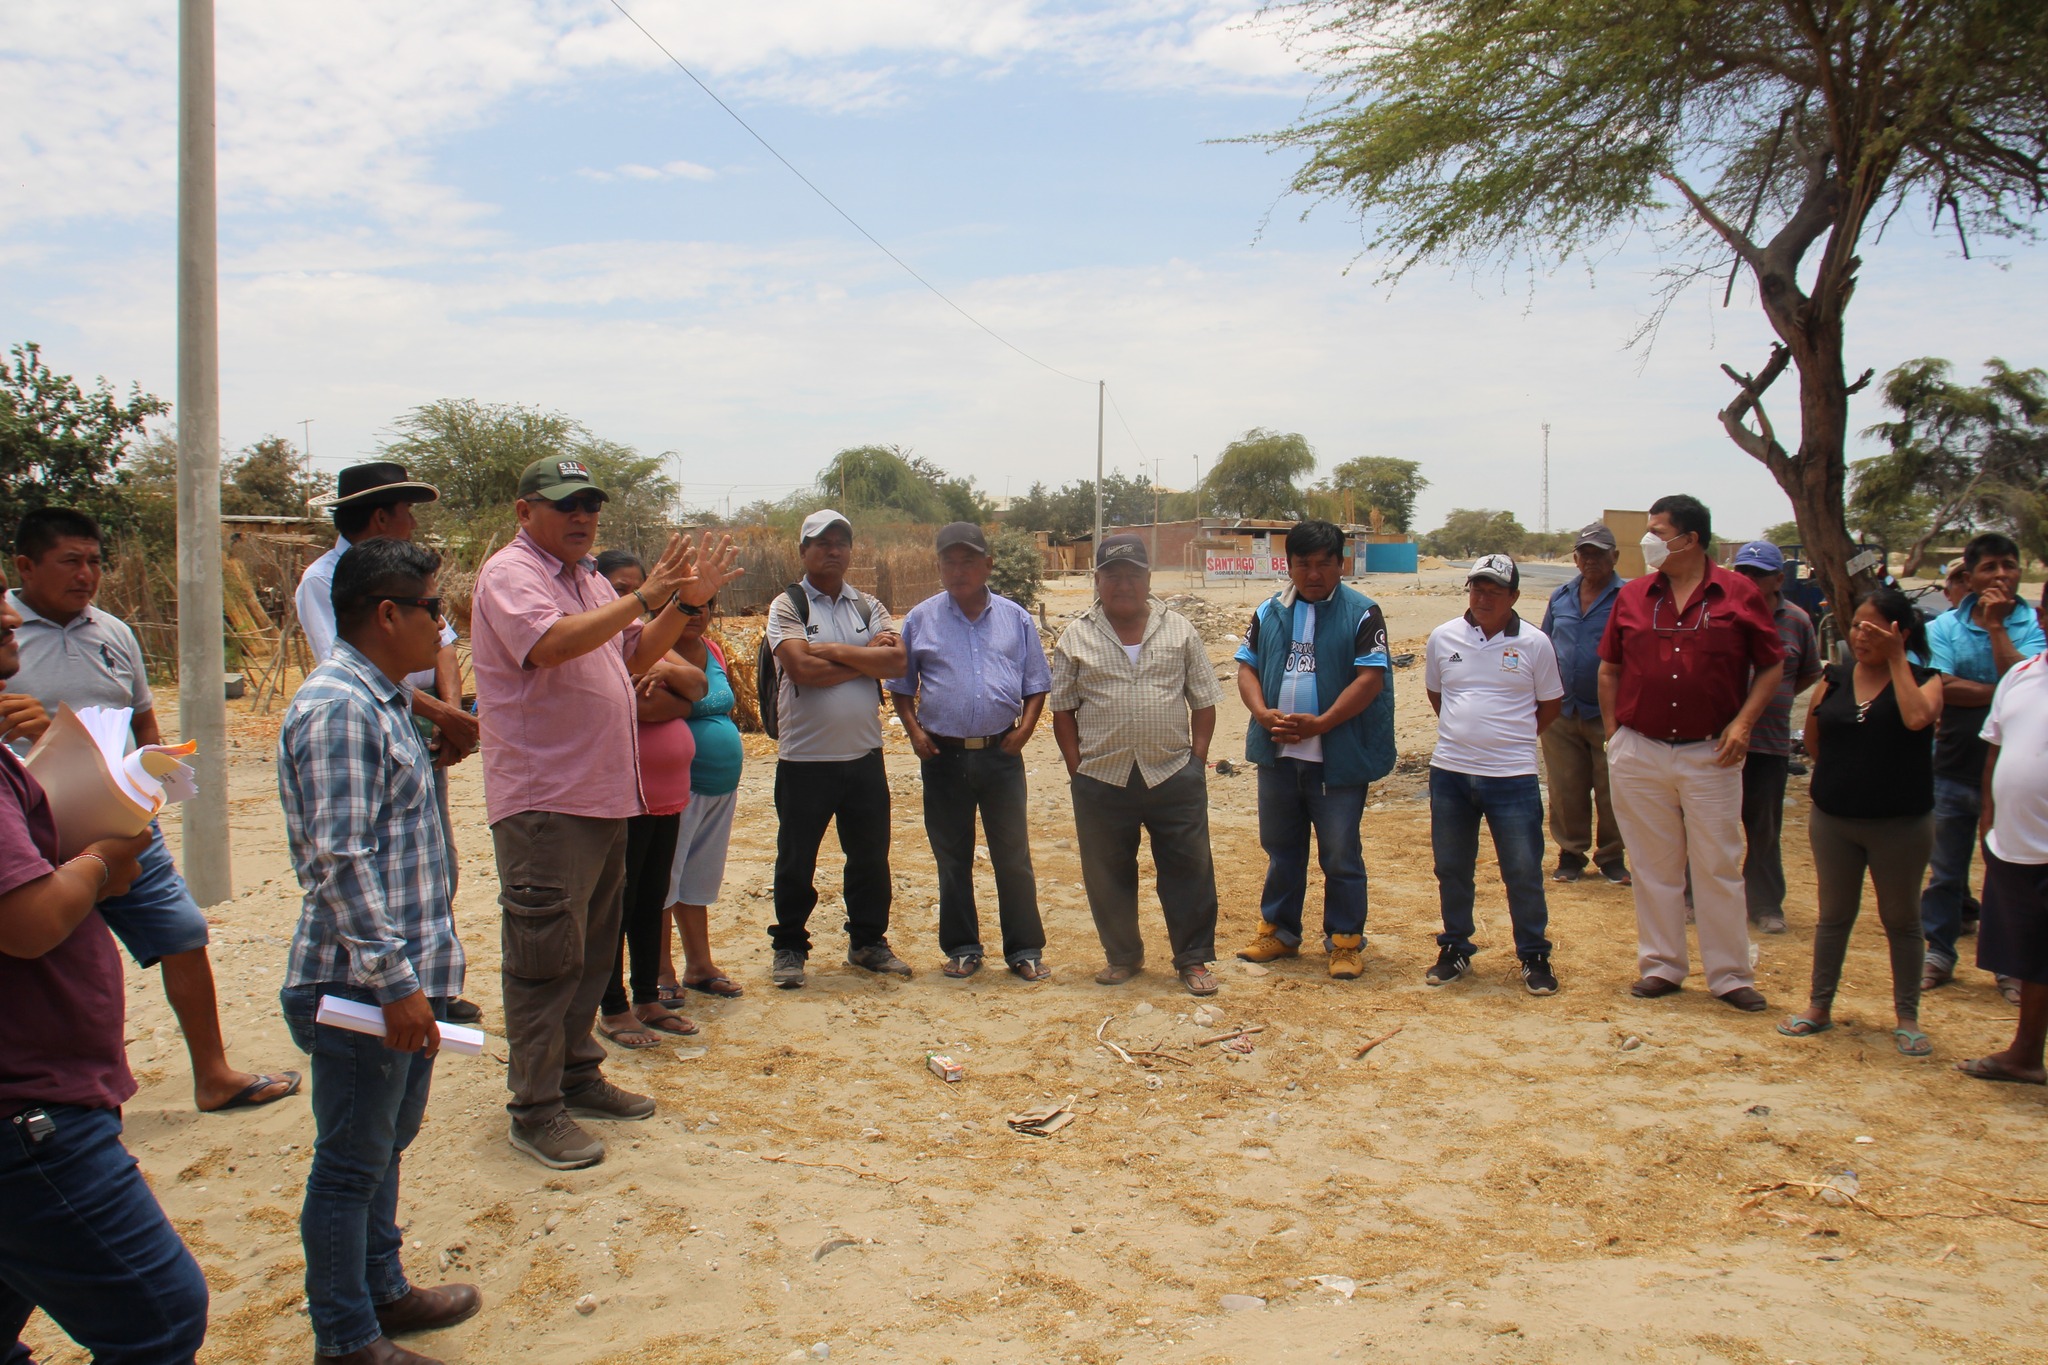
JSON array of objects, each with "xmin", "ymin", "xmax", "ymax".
[{"xmin": 1779, "ymin": 588, "xmax": 1945, "ymax": 1055}]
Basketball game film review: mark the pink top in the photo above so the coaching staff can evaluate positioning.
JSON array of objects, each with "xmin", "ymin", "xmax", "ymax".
[
  {"xmin": 637, "ymin": 714, "xmax": 696, "ymax": 817},
  {"xmin": 471, "ymin": 530, "xmax": 645, "ymax": 825}
]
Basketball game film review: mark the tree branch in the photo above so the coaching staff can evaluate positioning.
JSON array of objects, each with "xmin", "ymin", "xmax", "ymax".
[
  {"xmin": 1719, "ymin": 345, "xmax": 1795, "ymax": 474},
  {"xmin": 1845, "ymin": 367, "xmax": 1875, "ymax": 396},
  {"xmin": 1660, "ymin": 171, "xmax": 1762, "ymax": 266}
]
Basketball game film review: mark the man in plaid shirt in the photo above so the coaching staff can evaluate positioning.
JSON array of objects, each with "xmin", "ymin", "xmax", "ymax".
[{"xmin": 277, "ymin": 538, "xmax": 480, "ymax": 1364}]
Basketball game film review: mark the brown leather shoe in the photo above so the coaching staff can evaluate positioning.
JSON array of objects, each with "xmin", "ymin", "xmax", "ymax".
[
  {"xmin": 1094, "ymin": 963, "xmax": 1141, "ymax": 985},
  {"xmin": 1629, "ymin": 975, "xmax": 1681, "ymax": 998},
  {"xmin": 375, "ymin": 1284, "xmax": 481, "ymax": 1336},
  {"xmin": 1716, "ymin": 986, "xmax": 1769, "ymax": 1012},
  {"xmin": 318, "ymin": 1335, "xmax": 441, "ymax": 1364}
]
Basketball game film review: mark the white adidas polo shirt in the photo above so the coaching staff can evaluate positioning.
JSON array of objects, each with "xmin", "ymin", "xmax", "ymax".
[{"xmin": 1424, "ymin": 611, "xmax": 1564, "ymax": 777}]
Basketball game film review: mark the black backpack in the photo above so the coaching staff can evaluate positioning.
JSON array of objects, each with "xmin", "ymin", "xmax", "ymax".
[{"xmin": 756, "ymin": 582, "xmax": 878, "ymax": 740}]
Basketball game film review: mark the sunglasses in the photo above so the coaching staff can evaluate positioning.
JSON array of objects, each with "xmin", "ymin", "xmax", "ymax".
[
  {"xmin": 548, "ymin": 493, "xmax": 606, "ymax": 514},
  {"xmin": 373, "ymin": 595, "xmax": 444, "ymax": 618}
]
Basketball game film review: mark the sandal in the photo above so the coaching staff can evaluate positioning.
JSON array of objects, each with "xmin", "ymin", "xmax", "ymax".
[
  {"xmin": 1921, "ymin": 960, "xmax": 1953, "ymax": 992},
  {"xmin": 598, "ymin": 1020, "xmax": 663, "ymax": 1050},
  {"xmin": 1996, "ymin": 976, "xmax": 2023, "ymax": 1006},
  {"xmin": 942, "ymin": 953, "xmax": 984, "ymax": 979},
  {"xmin": 1775, "ymin": 1016, "xmax": 1833, "ymax": 1037},
  {"xmin": 1178, "ymin": 964, "xmax": 1220, "ymax": 997},
  {"xmin": 656, "ymin": 983, "xmax": 688, "ymax": 1008},
  {"xmin": 683, "ymin": 974, "xmax": 745, "ymax": 999},
  {"xmin": 635, "ymin": 1008, "xmax": 699, "ymax": 1037},
  {"xmin": 1009, "ymin": 959, "xmax": 1051, "ymax": 982},
  {"xmin": 1954, "ymin": 1056, "xmax": 2047, "ymax": 1085},
  {"xmin": 1892, "ymin": 1028, "xmax": 1932, "ymax": 1057}
]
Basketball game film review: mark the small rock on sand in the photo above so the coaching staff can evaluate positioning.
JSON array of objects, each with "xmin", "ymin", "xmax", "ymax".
[
  {"xmin": 1220, "ymin": 1294, "xmax": 1266, "ymax": 1312},
  {"xmin": 574, "ymin": 1294, "xmax": 597, "ymax": 1316}
]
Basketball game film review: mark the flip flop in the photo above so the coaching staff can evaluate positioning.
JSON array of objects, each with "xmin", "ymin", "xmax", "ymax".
[
  {"xmin": 1893, "ymin": 1028, "xmax": 1932, "ymax": 1057},
  {"xmin": 655, "ymin": 984, "xmax": 689, "ymax": 1008},
  {"xmin": 1179, "ymin": 965, "xmax": 1220, "ymax": 997},
  {"xmin": 1775, "ymin": 1016, "xmax": 1833, "ymax": 1037},
  {"xmin": 942, "ymin": 953, "xmax": 984, "ymax": 979},
  {"xmin": 682, "ymin": 975, "xmax": 745, "ymax": 999},
  {"xmin": 598, "ymin": 1021, "xmax": 663, "ymax": 1050},
  {"xmin": 204, "ymin": 1070, "xmax": 302, "ymax": 1113},
  {"xmin": 1954, "ymin": 1056, "xmax": 2046, "ymax": 1085},
  {"xmin": 1009, "ymin": 959, "xmax": 1052, "ymax": 982},
  {"xmin": 636, "ymin": 1010, "xmax": 699, "ymax": 1037}
]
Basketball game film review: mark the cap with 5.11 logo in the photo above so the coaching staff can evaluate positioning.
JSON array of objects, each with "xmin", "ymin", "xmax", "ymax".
[{"xmin": 518, "ymin": 458, "xmax": 610, "ymax": 502}]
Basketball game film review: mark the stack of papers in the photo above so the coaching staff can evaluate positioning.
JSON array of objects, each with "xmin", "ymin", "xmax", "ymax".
[
  {"xmin": 316, "ymin": 995, "xmax": 485, "ymax": 1055},
  {"xmin": 23, "ymin": 705, "xmax": 199, "ymax": 858}
]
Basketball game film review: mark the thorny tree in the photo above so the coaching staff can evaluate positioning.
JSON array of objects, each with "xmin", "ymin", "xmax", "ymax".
[{"xmin": 1256, "ymin": 0, "xmax": 2048, "ymax": 621}]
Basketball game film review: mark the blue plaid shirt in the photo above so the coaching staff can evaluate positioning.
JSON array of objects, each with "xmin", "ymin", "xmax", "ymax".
[{"xmin": 279, "ymin": 642, "xmax": 462, "ymax": 1003}]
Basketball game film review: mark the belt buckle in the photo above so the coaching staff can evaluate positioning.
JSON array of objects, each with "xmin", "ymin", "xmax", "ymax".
[{"xmin": 963, "ymin": 736, "xmax": 991, "ymax": 750}]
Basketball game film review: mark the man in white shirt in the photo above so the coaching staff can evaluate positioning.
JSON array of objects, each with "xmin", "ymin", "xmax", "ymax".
[
  {"xmin": 1423, "ymin": 555, "xmax": 1566, "ymax": 994},
  {"xmin": 1957, "ymin": 653, "xmax": 2048, "ymax": 1085}
]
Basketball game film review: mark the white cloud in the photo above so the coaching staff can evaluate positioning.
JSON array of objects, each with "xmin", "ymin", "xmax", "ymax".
[{"xmin": 580, "ymin": 159, "xmax": 718, "ymax": 183}]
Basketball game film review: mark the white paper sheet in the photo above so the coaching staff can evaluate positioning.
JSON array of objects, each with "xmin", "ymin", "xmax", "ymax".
[{"xmin": 315, "ymin": 994, "xmax": 485, "ymax": 1056}]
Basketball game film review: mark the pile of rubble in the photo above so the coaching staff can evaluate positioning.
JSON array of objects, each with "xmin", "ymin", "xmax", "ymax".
[{"xmin": 1157, "ymin": 593, "xmax": 1254, "ymax": 647}]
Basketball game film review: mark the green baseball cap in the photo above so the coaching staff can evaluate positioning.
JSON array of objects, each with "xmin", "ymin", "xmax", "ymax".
[{"xmin": 518, "ymin": 457, "xmax": 610, "ymax": 502}]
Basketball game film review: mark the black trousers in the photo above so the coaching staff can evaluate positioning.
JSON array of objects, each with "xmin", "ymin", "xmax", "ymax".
[
  {"xmin": 601, "ymin": 811, "xmax": 682, "ymax": 1015},
  {"xmin": 1070, "ymin": 759, "xmax": 1218, "ymax": 970},
  {"xmin": 922, "ymin": 746, "xmax": 1045, "ymax": 964},
  {"xmin": 771, "ymin": 750, "xmax": 893, "ymax": 955},
  {"xmin": 1741, "ymin": 751, "xmax": 1791, "ymax": 919}
]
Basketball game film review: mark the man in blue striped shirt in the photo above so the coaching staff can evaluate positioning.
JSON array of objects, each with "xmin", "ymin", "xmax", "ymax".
[{"xmin": 277, "ymin": 538, "xmax": 480, "ymax": 1364}]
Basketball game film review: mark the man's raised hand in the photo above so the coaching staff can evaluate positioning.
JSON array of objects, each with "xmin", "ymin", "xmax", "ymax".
[{"xmin": 675, "ymin": 532, "xmax": 744, "ymax": 607}]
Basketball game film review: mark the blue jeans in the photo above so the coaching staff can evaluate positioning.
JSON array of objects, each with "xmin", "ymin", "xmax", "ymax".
[
  {"xmin": 281, "ymin": 984, "xmax": 441, "ymax": 1358},
  {"xmin": 1, "ymin": 1105, "xmax": 209, "ymax": 1364},
  {"xmin": 1429, "ymin": 767, "xmax": 1552, "ymax": 958},
  {"xmin": 1255, "ymin": 759, "xmax": 1369, "ymax": 945},
  {"xmin": 1919, "ymin": 776, "xmax": 1983, "ymax": 970}
]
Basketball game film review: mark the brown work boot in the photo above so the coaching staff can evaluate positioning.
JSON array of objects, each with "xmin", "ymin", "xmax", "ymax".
[
  {"xmin": 375, "ymin": 1284, "xmax": 481, "ymax": 1337},
  {"xmin": 1327, "ymin": 935, "xmax": 1364, "ymax": 980},
  {"xmin": 1236, "ymin": 921, "xmax": 1299, "ymax": 963}
]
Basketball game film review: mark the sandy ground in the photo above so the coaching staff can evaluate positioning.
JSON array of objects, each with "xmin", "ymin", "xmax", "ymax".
[{"xmin": 24, "ymin": 568, "xmax": 2048, "ymax": 1364}]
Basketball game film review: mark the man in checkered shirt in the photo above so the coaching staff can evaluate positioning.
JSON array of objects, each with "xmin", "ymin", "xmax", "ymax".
[{"xmin": 277, "ymin": 538, "xmax": 481, "ymax": 1361}]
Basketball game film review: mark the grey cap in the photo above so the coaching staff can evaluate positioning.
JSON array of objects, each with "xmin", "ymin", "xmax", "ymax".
[
  {"xmin": 934, "ymin": 522, "xmax": 990, "ymax": 555},
  {"xmin": 1468, "ymin": 553, "xmax": 1520, "ymax": 589},
  {"xmin": 1095, "ymin": 533, "xmax": 1150, "ymax": 570},
  {"xmin": 1574, "ymin": 521, "xmax": 1618, "ymax": 552}
]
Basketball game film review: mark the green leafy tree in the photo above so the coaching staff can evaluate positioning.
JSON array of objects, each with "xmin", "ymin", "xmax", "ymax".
[
  {"xmin": 221, "ymin": 436, "xmax": 332, "ymax": 518},
  {"xmin": 1851, "ymin": 358, "xmax": 2048, "ymax": 574},
  {"xmin": 1760, "ymin": 520, "xmax": 1803, "ymax": 547},
  {"xmin": 1256, "ymin": 0, "xmax": 2048, "ymax": 623},
  {"xmin": 1205, "ymin": 429, "xmax": 1315, "ymax": 520},
  {"xmin": 1, "ymin": 342, "xmax": 168, "ymax": 538},
  {"xmin": 817, "ymin": 445, "xmax": 952, "ymax": 523},
  {"xmin": 1321, "ymin": 455, "xmax": 1428, "ymax": 530},
  {"xmin": 988, "ymin": 528, "xmax": 1046, "ymax": 611},
  {"xmin": 576, "ymin": 438, "xmax": 679, "ymax": 562},
  {"xmin": 1005, "ymin": 470, "xmax": 1157, "ymax": 538},
  {"xmin": 1421, "ymin": 507, "xmax": 1527, "ymax": 558}
]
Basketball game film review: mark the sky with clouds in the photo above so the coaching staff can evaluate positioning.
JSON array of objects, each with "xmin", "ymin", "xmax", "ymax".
[{"xmin": 6, "ymin": 0, "xmax": 2045, "ymax": 539}]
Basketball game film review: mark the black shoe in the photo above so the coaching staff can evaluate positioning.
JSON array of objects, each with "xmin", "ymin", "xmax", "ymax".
[
  {"xmin": 847, "ymin": 940, "xmax": 912, "ymax": 978},
  {"xmin": 1550, "ymin": 864, "xmax": 1584, "ymax": 883},
  {"xmin": 1599, "ymin": 864, "xmax": 1633, "ymax": 886},
  {"xmin": 444, "ymin": 998, "xmax": 482, "ymax": 1024},
  {"xmin": 1521, "ymin": 954, "xmax": 1558, "ymax": 996},
  {"xmin": 771, "ymin": 949, "xmax": 807, "ymax": 989},
  {"xmin": 1425, "ymin": 946, "xmax": 1472, "ymax": 986}
]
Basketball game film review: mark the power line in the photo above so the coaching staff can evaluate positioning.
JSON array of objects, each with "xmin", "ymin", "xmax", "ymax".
[
  {"xmin": 607, "ymin": 0, "xmax": 1095, "ymax": 387},
  {"xmin": 1103, "ymin": 385, "xmax": 1152, "ymax": 471}
]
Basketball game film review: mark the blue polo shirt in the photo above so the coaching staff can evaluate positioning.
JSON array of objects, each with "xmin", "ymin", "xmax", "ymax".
[
  {"xmin": 1926, "ymin": 594, "xmax": 2046, "ymax": 783},
  {"xmin": 1539, "ymin": 573, "xmax": 1622, "ymax": 721}
]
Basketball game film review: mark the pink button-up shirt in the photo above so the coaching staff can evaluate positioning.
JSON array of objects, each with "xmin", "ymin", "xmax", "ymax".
[{"xmin": 471, "ymin": 530, "xmax": 644, "ymax": 825}]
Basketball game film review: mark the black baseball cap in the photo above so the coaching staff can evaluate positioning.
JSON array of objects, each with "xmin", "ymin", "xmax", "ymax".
[
  {"xmin": 1096, "ymin": 534, "xmax": 1149, "ymax": 570},
  {"xmin": 934, "ymin": 522, "xmax": 990, "ymax": 555}
]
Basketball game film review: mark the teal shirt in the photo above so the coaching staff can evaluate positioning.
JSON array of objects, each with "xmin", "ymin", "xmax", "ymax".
[{"xmin": 685, "ymin": 645, "xmax": 744, "ymax": 797}]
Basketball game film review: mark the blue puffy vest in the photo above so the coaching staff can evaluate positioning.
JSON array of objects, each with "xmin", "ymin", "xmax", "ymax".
[{"xmin": 1241, "ymin": 583, "xmax": 1396, "ymax": 787}]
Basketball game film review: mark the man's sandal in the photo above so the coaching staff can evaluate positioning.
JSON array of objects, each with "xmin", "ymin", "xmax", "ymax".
[{"xmin": 942, "ymin": 953, "xmax": 984, "ymax": 979}]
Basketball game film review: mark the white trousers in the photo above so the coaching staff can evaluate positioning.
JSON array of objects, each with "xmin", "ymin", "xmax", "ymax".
[{"xmin": 1606, "ymin": 726, "xmax": 1755, "ymax": 994}]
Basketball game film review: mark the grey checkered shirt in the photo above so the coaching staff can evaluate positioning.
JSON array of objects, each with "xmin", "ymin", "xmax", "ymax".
[
  {"xmin": 279, "ymin": 642, "xmax": 462, "ymax": 1002},
  {"xmin": 1050, "ymin": 599, "xmax": 1221, "ymax": 786}
]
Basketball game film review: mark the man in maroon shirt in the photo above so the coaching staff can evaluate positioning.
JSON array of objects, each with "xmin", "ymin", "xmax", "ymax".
[
  {"xmin": 0, "ymin": 594, "xmax": 210, "ymax": 1363},
  {"xmin": 1598, "ymin": 496, "xmax": 1785, "ymax": 1010}
]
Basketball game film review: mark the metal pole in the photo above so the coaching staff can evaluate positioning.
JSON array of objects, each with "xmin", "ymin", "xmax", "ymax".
[
  {"xmin": 1092, "ymin": 381, "xmax": 1105, "ymax": 552},
  {"xmin": 1540, "ymin": 421, "xmax": 1551, "ymax": 535},
  {"xmin": 1150, "ymin": 457, "xmax": 1160, "ymax": 567},
  {"xmin": 177, "ymin": 0, "xmax": 230, "ymax": 905}
]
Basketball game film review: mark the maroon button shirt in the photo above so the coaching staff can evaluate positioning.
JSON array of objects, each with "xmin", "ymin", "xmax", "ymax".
[
  {"xmin": 1597, "ymin": 563, "xmax": 1784, "ymax": 740},
  {"xmin": 0, "ymin": 747, "xmax": 135, "ymax": 1117}
]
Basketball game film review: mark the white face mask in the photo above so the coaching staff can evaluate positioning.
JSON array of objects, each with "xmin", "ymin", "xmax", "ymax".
[{"xmin": 1641, "ymin": 531, "xmax": 1677, "ymax": 571}]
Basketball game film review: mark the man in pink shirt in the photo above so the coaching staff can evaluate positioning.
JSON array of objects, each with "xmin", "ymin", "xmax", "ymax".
[{"xmin": 471, "ymin": 457, "xmax": 738, "ymax": 1170}]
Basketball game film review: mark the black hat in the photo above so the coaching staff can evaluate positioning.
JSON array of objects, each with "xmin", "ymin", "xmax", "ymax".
[
  {"xmin": 316, "ymin": 462, "xmax": 440, "ymax": 511},
  {"xmin": 1095, "ymin": 533, "xmax": 1150, "ymax": 570},
  {"xmin": 934, "ymin": 522, "xmax": 990, "ymax": 555}
]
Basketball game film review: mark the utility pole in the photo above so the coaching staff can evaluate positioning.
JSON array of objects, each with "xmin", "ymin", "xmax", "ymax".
[
  {"xmin": 1540, "ymin": 422, "xmax": 1551, "ymax": 535},
  {"xmin": 1192, "ymin": 454, "xmax": 1201, "ymax": 523},
  {"xmin": 1150, "ymin": 457, "xmax": 1160, "ymax": 568},
  {"xmin": 1092, "ymin": 381, "xmax": 1105, "ymax": 552},
  {"xmin": 177, "ymin": 0, "xmax": 230, "ymax": 905}
]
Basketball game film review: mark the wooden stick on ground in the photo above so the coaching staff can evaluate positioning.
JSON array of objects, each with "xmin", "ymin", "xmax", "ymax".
[
  {"xmin": 1195, "ymin": 1026, "xmax": 1265, "ymax": 1047},
  {"xmin": 1096, "ymin": 1015, "xmax": 1140, "ymax": 1065},
  {"xmin": 1353, "ymin": 1024, "xmax": 1405, "ymax": 1060},
  {"xmin": 759, "ymin": 1153, "xmax": 907, "ymax": 1184}
]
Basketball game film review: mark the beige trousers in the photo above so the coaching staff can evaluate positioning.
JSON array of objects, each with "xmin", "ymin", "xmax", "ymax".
[
  {"xmin": 1606, "ymin": 726, "xmax": 1754, "ymax": 994},
  {"xmin": 1540, "ymin": 713, "xmax": 1625, "ymax": 872}
]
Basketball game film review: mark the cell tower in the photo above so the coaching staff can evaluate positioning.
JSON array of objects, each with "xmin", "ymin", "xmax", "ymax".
[{"xmin": 1540, "ymin": 422, "xmax": 1551, "ymax": 534}]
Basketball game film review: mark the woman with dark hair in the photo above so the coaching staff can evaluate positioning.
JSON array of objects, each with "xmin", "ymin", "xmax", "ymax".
[
  {"xmin": 1779, "ymin": 587, "xmax": 1944, "ymax": 1055},
  {"xmin": 594, "ymin": 551, "xmax": 706, "ymax": 1047}
]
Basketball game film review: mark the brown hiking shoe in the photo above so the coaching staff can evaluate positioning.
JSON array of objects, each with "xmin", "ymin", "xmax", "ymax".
[
  {"xmin": 563, "ymin": 1078, "xmax": 656, "ymax": 1122},
  {"xmin": 1236, "ymin": 922, "xmax": 1299, "ymax": 963},
  {"xmin": 1327, "ymin": 934, "xmax": 1364, "ymax": 980},
  {"xmin": 508, "ymin": 1113, "xmax": 605, "ymax": 1170}
]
